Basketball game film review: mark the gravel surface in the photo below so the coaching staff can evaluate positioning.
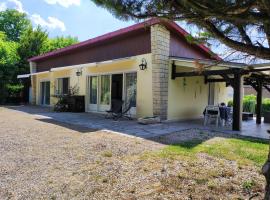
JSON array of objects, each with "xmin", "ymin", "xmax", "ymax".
[{"xmin": 0, "ymin": 106, "xmax": 266, "ymax": 200}]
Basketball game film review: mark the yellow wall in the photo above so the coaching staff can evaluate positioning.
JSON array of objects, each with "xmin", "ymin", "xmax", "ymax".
[
  {"xmin": 34, "ymin": 53, "xmax": 153, "ymax": 118},
  {"xmin": 167, "ymin": 65, "xmax": 228, "ymax": 121}
]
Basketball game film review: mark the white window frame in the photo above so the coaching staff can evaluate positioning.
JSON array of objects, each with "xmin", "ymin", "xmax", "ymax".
[{"xmin": 55, "ymin": 77, "xmax": 70, "ymax": 95}]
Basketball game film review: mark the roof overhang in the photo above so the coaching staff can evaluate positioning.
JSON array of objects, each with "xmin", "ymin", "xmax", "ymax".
[
  {"xmin": 28, "ymin": 18, "xmax": 219, "ymax": 62},
  {"xmin": 170, "ymin": 57, "xmax": 246, "ymax": 69}
]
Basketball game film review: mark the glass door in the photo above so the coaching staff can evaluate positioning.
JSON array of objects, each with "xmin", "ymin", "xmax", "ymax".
[
  {"xmin": 98, "ymin": 75, "xmax": 111, "ymax": 112},
  {"xmin": 124, "ymin": 72, "xmax": 137, "ymax": 116},
  {"xmin": 88, "ymin": 76, "xmax": 98, "ymax": 111},
  {"xmin": 40, "ymin": 81, "xmax": 50, "ymax": 105}
]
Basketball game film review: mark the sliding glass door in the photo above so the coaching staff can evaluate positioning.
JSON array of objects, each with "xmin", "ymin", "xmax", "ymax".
[
  {"xmin": 40, "ymin": 81, "xmax": 50, "ymax": 105},
  {"xmin": 88, "ymin": 76, "xmax": 98, "ymax": 111},
  {"xmin": 87, "ymin": 72, "xmax": 137, "ymax": 116},
  {"xmin": 124, "ymin": 72, "xmax": 137, "ymax": 116},
  {"xmin": 99, "ymin": 75, "xmax": 111, "ymax": 111}
]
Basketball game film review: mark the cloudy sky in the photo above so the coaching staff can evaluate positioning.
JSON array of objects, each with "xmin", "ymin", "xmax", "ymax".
[{"xmin": 0, "ymin": 0, "xmax": 135, "ymax": 41}]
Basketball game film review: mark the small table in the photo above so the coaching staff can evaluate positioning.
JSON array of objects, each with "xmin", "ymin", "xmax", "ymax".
[{"xmin": 242, "ymin": 112, "xmax": 253, "ymax": 121}]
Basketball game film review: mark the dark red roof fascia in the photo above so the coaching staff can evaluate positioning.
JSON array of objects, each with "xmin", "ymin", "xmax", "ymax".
[{"xmin": 28, "ymin": 18, "xmax": 220, "ymax": 62}]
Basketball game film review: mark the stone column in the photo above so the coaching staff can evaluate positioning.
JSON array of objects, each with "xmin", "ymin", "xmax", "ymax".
[{"xmin": 151, "ymin": 24, "xmax": 170, "ymax": 120}]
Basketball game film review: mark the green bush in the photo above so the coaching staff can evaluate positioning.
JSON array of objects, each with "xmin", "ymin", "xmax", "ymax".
[
  {"xmin": 228, "ymin": 95, "xmax": 270, "ymax": 116},
  {"xmin": 262, "ymin": 98, "xmax": 270, "ymax": 115},
  {"xmin": 243, "ymin": 95, "xmax": 256, "ymax": 113}
]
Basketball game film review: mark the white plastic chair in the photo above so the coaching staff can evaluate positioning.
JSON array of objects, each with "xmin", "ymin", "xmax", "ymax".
[{"xmin": 204, "ymin": 105, "xmax": 220, "ymax": 127}]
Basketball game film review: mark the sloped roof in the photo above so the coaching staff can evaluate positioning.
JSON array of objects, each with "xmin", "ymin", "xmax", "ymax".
[{"xmin": 29, "ymin": 18, "xmax": 220, "ymax": 62}]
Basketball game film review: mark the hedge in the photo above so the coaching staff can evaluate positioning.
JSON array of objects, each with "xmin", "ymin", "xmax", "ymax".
[{"xmin": 228, "ymin": 95, "xmax": 270, "ymax": 116}]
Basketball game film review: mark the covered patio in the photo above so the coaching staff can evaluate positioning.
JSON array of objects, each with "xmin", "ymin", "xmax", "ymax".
[{"xmin": 171, "ymin": 57, "xmax": 270, "ymax": 132}]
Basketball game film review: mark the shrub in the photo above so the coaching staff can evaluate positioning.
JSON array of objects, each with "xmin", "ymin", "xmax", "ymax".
[
  {"xmin": 243, "ymin": 95, "xmax": 256, "ymax": 113},
  {"xmin": 262, "ymin": 98, "xmax": 270, "ymax": 115},
  {"xmin": 228, "ymin": 95, "xmax": 270, "ymax": 116}
]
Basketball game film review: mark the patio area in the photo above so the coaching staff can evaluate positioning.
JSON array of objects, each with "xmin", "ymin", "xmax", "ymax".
[{"xmin": 6, "ymin": 105, "xmax": 270, "ymax": 140}]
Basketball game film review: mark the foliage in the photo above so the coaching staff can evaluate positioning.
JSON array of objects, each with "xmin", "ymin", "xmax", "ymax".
[
  {"xmin": 91, "ymin": 0, "xmax": 270, "ymax": 60},
  {"xmin": 0, "ymin": 9, "xmax": 78, "ymax": 103},
  {"xmin": 243, "ymin": 95, "xmax": 256, "ymax": 114},
  {"xmin": 0, "ymin": 32, "xmax": 19, "ymax": 103},
  {"xmin": 6, "ymin": 83, "xmax": 24, "ymax": 97},
  {"xmin": 41, "ymin": 36, "xmax": 78, "ymax": 53},
  {"xmin": 0, "ymin": 9, "xmax": 31, "ymax": 42},
  {"xmin": 229, "ymin": 95, "xmax": 270, "ymax": 115}
]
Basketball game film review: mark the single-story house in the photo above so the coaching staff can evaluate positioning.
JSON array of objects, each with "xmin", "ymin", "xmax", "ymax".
[
  {"xmin": 20, "ymin": 18, "xmax": 270, "ymax": 130},
  {"xmin": 25, "ymin": 19, "xmax": 228, "ymax": 120}
]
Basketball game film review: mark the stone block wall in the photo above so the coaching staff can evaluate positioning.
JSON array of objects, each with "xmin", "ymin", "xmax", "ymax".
[{"xmin": 151, "ymin": 24, "xmax": 170, "ymax": 120}]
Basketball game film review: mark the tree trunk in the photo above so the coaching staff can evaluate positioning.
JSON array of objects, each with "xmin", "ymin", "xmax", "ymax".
[{"xmin": 263, "ymin": 140, "xmax": 270, "ymax": 200}]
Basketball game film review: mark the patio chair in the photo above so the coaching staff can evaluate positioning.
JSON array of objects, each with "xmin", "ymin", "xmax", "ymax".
[
  {"xmin": 204, "ymin": 105, "xmax": 220, "ymax": 127},
  {"xmin": 112, "ymin": 99, "xmax": 133, "ymax": 120},
  {"xmin": 105, "ymin": 99, "xmax": 123, "ymax": 119}
]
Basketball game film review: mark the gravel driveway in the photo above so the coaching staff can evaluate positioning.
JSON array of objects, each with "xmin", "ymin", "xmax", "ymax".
[
  {"xmin": 0, "ymin": 106, "xmax": 266, "ymax": 200},
  {"xmin": 0, "ymin": 107, "xmax": 163, "ymax": 200}
]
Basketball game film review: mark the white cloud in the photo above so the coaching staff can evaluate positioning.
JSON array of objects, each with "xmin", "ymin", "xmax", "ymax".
[
  {"xmin": 0, "ymin": 2, "xmax": 7, "ymax": 11},
  {"xmin": 0, "ymin": 0, "xmax": 27, "ymax": 13},
  {"xmin": 7, "ymin": 0, "xmax": 26, "ymax": 13},
  {"xmin": 31, "ymin": 14, "xmax": 66, "ymax": 32},
  {"xmin": 44, "ymin": 0, "xmax": 80, "ymax": 8}
]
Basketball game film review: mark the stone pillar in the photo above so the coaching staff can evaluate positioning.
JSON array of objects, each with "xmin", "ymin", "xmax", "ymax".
[
  {"xmin": 30, "ymin": 62, "xmax": 37, "ymax": 104},
  {"xmin": 151, "ymin": 24, "xmax": 170, "ymax": 120}
]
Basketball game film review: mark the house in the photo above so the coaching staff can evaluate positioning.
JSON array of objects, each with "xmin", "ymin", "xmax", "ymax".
[{"xmin": 25, "ymin": 18, "xmax": 230, "ymax": 121}]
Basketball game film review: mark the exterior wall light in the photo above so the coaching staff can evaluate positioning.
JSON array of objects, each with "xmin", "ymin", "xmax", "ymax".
[
  {"xmin": 76, "ymin": 68, "xmax": 82, "ymax": 76},
  {"xmin": 139, "ymin": 58, "xmax": 147, "ymax": 70}
]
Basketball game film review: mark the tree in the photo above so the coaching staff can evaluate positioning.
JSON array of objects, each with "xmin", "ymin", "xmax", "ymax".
[
  {"xmin": 17, "ymin": 26, "xmax": 48, "ymax": 75},
  {"xmin": 91, "ymin": 0, "xmax": 270, "ymax": 60},
  {"xmin": 0, "ymin": 32, "xmax": 19, "ymax": 103},
  {"xmin": 0, "ymin": 9, "xmax": 31, "ymax": 42},
  {"xmin": 90, "ymin": 0, "xmax": 270, "ymax": 199},
  {"xmin": 41, "ymin": 36, "xmax": 78, "ymax": 53}
]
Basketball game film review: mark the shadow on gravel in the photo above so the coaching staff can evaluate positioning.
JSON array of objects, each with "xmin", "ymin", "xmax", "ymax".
[{"xmin": 37, "ymin": 118, "xmax": 97, "ymax": 133}]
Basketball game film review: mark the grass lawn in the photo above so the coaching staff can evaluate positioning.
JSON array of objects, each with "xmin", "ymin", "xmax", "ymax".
[
  {"xmin": 142, "ymin": 130, "xmax": 269, "ymax": 199},
  {"xmin": 160, "ymin": 136, "xmax": 269, "ymax": 167}
]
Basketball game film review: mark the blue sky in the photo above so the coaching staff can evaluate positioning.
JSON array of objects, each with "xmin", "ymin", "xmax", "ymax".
[{"xmin": 0, "ymin": 0, "xmax": 135, "ymax": 41}]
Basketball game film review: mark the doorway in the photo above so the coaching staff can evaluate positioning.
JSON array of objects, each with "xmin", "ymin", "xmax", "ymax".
[
  {"xmin": 111, "ymin": 74, "xmax": 123, "ymax": 102},
  {"xmin": 40, "ymin": 81, "xmax": 50, "ymax": 105}
]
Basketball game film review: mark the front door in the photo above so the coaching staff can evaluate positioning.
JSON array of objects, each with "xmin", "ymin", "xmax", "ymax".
[
  {"xmin": 40, "ymin": 81, "xmax": 50, "ymax": 105},
  {"xmin": 98, "ymin": 75, "xmax": 111, "ymax": 112}
]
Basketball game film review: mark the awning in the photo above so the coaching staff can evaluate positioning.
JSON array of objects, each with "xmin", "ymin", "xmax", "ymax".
[{"xmin": 17, "ymin": 74, "xmax": 30, "ymax": 79}]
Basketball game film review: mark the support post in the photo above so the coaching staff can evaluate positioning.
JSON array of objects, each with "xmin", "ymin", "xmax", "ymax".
[
  {"xmin": 232, "ymin": 72, "xmax": 243, "ymax": 131},
  {"xmin": 256, "ymin": 79, "xmax": 262, "ymax": 124}
]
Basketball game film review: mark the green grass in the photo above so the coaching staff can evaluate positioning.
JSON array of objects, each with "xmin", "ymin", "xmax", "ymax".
[{"xmin": 158, "ymin": 137, "xmax": 269, "ymax": 166}]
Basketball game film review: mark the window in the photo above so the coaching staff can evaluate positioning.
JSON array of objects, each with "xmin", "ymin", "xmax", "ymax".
[{"xmin": 56, "ymin": 77, "xmax": 69, "ymax": 95}]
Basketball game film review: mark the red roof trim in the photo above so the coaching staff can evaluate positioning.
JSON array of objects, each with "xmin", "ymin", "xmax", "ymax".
[{"xmin": 29, "ymin": 18, "xmax": 220, "ymax": 62}]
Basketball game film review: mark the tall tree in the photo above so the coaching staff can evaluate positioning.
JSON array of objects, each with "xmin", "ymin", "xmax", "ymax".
[
  {"xmin": 17, "ymin": 26, "xmax": 48, "ymax": 75},
  {"xmin": 0, "ymin": 32, "xmax": 19, "ymax": 103},
  {"xmin": 0, "ymin": 9, "xmax": 31, "ymax": 42},
  {"xmin": 91, "ymin": 0, "xmax": 270, "ymax": 199},
  {"xmin": 91, "ymin": 0, "xmax": 270, "ymax": 60}
]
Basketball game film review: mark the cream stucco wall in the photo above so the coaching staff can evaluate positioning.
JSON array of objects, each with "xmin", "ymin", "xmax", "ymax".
[
  {"xmin": 34, "ymin": 53, "xmax": 153, "ymax": 118},
  {"xmin": 167, "ymin": 65, "xmax": 228, "ymax": 121}
]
